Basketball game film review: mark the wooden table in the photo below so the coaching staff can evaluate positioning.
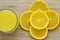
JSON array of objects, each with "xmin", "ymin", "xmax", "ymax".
[{"xmin": 0, "ymin": 0, "xmax": 60, "ymax": 40}]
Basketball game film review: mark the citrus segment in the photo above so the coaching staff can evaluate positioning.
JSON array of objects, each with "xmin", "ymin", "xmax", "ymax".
[
  {"xmin": 29, "ymin": 1, "xmax": 49, "ymax": 11},
  {"xmin": 20, "ymin": 11, "xmax": 33, "ymax": 31},
  {"xmin": 45, "ymin": 10, "xmax": 59, "ymax": 30},
  {"xmin": 30, "ymin": 10, "xmax": 49, "ymax": 29},
  {"xmin": 30, "ymin": 26, "xmax": 48, "ymax": 39}
]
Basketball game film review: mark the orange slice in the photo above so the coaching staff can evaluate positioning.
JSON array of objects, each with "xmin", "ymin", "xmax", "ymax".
[
  {"xmin": 30, "ymin": 26, "xmax": 48, "ymax": 39},
  {"xmin": 20, "ymin": 11, "xmax": 33, "ymax": 31},
  {"xmin": 29, "ymin": 0, "xmax": 49, "ymax": 11},
  {"xmin": 30, "ymin": 10, "xmax": 49, "ymax": 29},
  {"xmin": 45, "ymin": 10, "xmax": 59, "ymax": 30}
]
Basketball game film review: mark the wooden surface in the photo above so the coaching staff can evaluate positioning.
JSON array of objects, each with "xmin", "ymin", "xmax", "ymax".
[{"xmin": 0, "ymin": 0, "xmax": 60, "ymax": 40}]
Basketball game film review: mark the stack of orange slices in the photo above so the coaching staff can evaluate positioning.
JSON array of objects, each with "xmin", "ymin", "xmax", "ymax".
[{"xmin": 20, "ymin": 0, "xmax": 59, "ymax": 40}]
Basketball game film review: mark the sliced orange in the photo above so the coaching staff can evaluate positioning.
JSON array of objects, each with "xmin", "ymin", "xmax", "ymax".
[
  {"xmin": 30, "ymin": 10, "xmax": 49, "ymax": 29},
  {"xmin": 20, "ymin": 11, "xmax": 33, "ymax": 31},
  {"xmin": 45, "ymin": 10, "xmax": 59, "ymax": 30},
  {"xmin": 30, "ymin": 26, "xmax": 48, "ymax": 39},
  {"xmin": 29, "ymin": 0, "xmax": 49, "ymax": 11}
]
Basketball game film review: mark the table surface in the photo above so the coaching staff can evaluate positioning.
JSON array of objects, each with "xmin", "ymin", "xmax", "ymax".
[{"xmin": 0, "ymin": 0, "xmax": 60, "ymax": 40}]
